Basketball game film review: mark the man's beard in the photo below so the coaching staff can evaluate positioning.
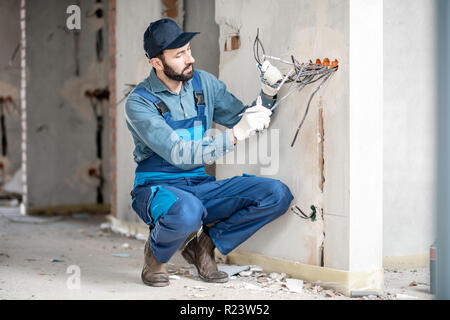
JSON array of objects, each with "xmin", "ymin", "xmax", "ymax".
[{"xmin": 161, "ymin": 59, "xmax": 194, "ymax": 82}]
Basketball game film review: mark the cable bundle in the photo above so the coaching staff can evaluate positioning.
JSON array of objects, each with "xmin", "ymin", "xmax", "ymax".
[{"xmin": 253, "ymin": 29, "xmax": 339, "ymax": 147}]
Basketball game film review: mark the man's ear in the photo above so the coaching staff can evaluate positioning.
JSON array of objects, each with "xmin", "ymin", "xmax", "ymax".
[{"xmin": 150, "ymin": 57, "xmax": 164, "ymax": 71}]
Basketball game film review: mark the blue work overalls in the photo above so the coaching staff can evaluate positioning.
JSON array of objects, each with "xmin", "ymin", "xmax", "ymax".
[{"xmin": 130, "ymin": 71, "xmax": 294, "ymax": 263}]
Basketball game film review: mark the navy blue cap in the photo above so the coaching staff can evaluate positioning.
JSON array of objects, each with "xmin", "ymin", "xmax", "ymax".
[{"xmin": 143, "ymin": 18, "xmax": 199, "ymax": 59}]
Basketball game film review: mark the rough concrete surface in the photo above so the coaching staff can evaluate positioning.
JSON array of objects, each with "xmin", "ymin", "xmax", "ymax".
[{"xmin": 0, "ymin": 205, "xmax": 434, "ymax": 300}]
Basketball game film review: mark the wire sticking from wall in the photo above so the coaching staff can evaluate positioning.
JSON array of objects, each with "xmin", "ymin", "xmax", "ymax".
[
  {"xmin": 291, "ymin": 205, "xmax": 317, "ymax": 222},
  {"xmin": 253, "ymin": 29, "xmax": 338, "ymax": 147}
]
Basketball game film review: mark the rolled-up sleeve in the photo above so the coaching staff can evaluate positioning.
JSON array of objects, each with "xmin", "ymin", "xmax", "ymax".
[{"xmin": 125, "ymin": 94, "xmax": 235, "ymax": 170}]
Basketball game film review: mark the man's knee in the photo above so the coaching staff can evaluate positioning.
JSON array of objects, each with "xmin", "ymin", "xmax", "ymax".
[
  {"xmin": 168, "ymin": 195, "xmax": 205, "ymax": 233},
  {"xmin": 265, "ymin": 179, "xmax": 294, "ymax": 211}
]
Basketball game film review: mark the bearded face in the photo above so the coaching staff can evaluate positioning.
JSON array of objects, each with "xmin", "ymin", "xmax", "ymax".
[{"xmin": 159, "ymin": 54, "xmax": 194, "ymax": 82}]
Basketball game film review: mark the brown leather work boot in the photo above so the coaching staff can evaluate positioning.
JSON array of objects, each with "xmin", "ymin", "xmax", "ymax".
[
  {"xmin": 141, "ymin": 238, "xmax": 169, "ymax": 287},
  {"xmin": 181, "ymin": 231, "xmax": 229, "ymax": 283}
]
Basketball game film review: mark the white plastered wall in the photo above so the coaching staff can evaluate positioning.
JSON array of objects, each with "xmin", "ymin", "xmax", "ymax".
[
  {"xmin": 215, "ymin": 0, "xmax": 436, "ymax": 271},
  {"xmin": 214, "ymin": 0, "xmax": 351, "ymax": 269},
  {"xmin": 383, "ymin": 0, "xmax": 437, "ymax": 262},
  {"xmin": 115, "ymin": 0, "xmax": 162, "ymax": 224}
]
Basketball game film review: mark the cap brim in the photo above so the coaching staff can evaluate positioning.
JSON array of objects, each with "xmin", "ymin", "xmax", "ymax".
[{"xmin": 165, "ymin": 32, "xmax": 200, "ymax": 50}]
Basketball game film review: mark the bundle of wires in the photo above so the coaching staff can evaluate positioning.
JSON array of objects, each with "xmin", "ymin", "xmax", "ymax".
[{"xmin": 253, "ymin": 29, "xmax": 338, "ymax": 147}]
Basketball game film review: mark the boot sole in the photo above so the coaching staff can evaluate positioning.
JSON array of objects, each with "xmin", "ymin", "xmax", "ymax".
[
  {"xmin": 141, "ymin": 271, "xmax": 170, "ymax": 287},
  {"xmin": 181, "ymin": 248, "xmax": 229, "ymax": 283},
  {"xmin": 142, "ymin": 279, "xmax": 170, "ymax": 287}
]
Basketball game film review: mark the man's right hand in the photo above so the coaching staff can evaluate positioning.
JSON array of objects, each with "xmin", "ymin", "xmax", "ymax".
[{"xmin": 232, "ymin": 96, "xmax": 272, "ymax": 141}]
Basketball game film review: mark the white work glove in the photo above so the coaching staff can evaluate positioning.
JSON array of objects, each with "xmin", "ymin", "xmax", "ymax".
[
  {"xmin": 232, "ymin": 96, "xmax": 272, "ymax": 141},
  {"xmin": 260, "ymin": 60, "xmax": 284, "ymax": 97}
]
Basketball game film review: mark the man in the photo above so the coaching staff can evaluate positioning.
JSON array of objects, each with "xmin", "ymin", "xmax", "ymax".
[{"xmin": 125, "ymin": 18, "xmax": 294, "ymax": 287}]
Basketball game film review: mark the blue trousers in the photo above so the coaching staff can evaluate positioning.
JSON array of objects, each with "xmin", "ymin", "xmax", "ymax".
[{"xmin": 131, "ymin": 174, "xmax": 294, "ymax": 263}]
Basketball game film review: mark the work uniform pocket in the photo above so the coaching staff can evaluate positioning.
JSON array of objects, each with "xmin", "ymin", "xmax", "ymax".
[
  {"xmin": 148, "ymin": 186, "xmax": 179, "ymax": 223},
  {"xmin": 131, "ymin": 185, "xmax": 180, "ymax": 226}
]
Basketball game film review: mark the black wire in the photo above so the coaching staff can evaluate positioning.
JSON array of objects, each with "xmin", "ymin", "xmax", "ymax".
[
  {"xmin": 291, "ymin": 206, "xmax": 309, "ymax": 219},
  {"xmin": 290, "ymin": 73, "xmax": 332, "ymax": 147},
  {"xmin": 252, "ymin": 29, "xmax": 337, "ymax": 148},
  {"xmin": 291, "ymin": 55, "xmax": 298, "ymax": 76},
  {"xmin": 253, "ymin": 28, "xmax": 265, "ymax": 65},
  {"xmin": 300, "ymin": 70, "xmax": 334, "ymax": 86},
  {"xmin": 115, "ymin": 84, "xmax": 137, "ymax": 106},
  {"xmin": 291, "ymin": 205, "xmax": 317, "ymax": 221},
  {"xmin": 253, "ymin": 30, "xmax": 337, "ymax": 85}
]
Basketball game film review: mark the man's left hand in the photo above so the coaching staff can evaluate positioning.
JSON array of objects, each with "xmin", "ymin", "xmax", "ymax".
[{"xmin": 260, "ymin": 60, "xmax": 284, "ymax": 97}]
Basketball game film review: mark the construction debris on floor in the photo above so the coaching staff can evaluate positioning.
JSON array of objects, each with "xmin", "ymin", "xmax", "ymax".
[{"xmin": 0, "ymin": 205, "xmax": 434, "ymax": 300}]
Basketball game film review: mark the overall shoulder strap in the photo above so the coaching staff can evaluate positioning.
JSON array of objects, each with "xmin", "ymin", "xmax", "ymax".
[
  {"xmin": 191, "ymin": 70, "xmax": 205, "ymax": 107},
  {"xmin": 131, "ymin": 88, "xmax": 169, "ymax": 116}
]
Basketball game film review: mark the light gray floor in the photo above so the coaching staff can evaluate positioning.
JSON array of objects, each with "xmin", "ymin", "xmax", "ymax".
[{"xmin": 0, "ymin": 206, "xmax": 434, "ymax": 300}]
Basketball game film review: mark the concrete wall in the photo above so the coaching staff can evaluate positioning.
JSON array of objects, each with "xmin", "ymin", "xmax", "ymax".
[
  {"xmin": 383, "ymin": 0, "xmax": 437, "ymax": 259},
  {"xmin": 184, "ymin": 0, "xmax": 220, "ymax": 77},
  {"xmin": 215, "ymin": 0, "xmax": 437, "ymax": 269},
  {"xmin": 215, "ymin": 0, "xmax": 349, "ymax": 268},
  {"xmin": 115, "ymin": 0, "xmax": 162, "ymax": 224},
  {"xmin": 26, "ymin": 0, "xmax": 110, "ymax": 208},
  {"xmin": 0, "ymin": 0, "xmax": 21, "ymax": 183}
]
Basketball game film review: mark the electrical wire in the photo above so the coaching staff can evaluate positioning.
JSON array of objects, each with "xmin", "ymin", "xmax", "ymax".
[
  {"xmin": 252, "ymin": 30, "xmax": 338, "ymax": 147},
  {"xmin": 290, "ymin": 72, "xmax": 332, "ymax": 147},
  {"xmin": 253, "ymin": 28, "xmax": 266, "ymax": 65},
  {"xmin": 291, "ymin": 205, "xmax": 317, "ymax": 222}
]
